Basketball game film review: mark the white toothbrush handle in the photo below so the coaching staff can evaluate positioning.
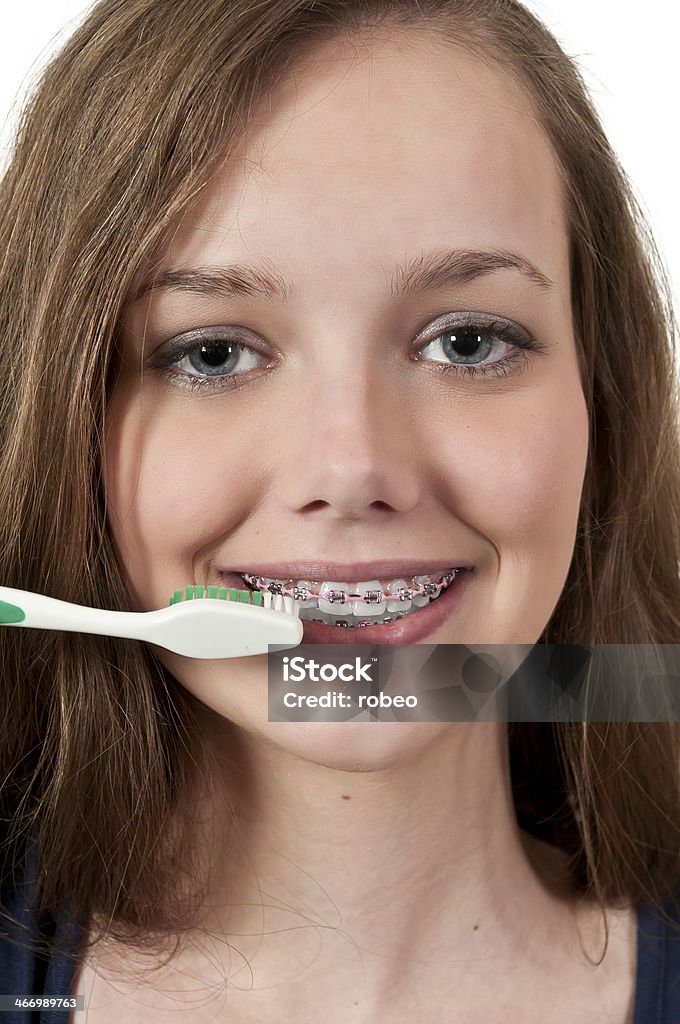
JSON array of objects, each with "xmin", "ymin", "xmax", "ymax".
[
  {"xmin": 0, "ymin": 586, "xmax": 157, "ymax": 642},
  {"xmin": 147, "ymin": 598, "xmax": 303, "ymax": 658},
  {"xmin": 0, "ymin": 586, "xmax": 304, "ymax": 658}
]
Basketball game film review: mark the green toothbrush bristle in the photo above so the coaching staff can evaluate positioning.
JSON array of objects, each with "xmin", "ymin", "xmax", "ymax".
[{"xmin": 169, "ymin": 586, "xmax": 260, "ymax": 605}]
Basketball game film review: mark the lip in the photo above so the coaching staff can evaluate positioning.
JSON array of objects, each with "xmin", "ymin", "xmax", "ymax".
[
  {"xmin": 217, "ymin": 560, "xmax": 473, "ymax": 580},
  {"xmin": 297, "ymin": 568, "xmax": 474, "ymax": 645}
]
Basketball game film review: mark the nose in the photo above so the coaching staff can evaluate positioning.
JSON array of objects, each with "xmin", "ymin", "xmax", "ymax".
[{"xmin": 277, "ymin": 352, "xmax": 422, "ymax": 519}]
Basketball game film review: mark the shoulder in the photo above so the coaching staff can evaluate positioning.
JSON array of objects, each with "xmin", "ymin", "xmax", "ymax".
[
  {"xmin": 0, "ymin": 822, "xmax": 41, "ymax": 990},
  {"xmin": 634, "ymin": 887, "xmax": 680, "ymax": 1023},
  {"xmin": 0, "ymin": 823, "xmax": 82, "ymax": 998}
]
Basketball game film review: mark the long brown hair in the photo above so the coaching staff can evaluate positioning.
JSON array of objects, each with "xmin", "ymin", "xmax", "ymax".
[{"xmin": 1, "ymin": 0, "xmax": 679, "ymax": 963}]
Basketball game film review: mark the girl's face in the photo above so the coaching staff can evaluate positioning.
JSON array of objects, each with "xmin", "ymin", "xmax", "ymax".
[{"xmin": 104, "ymin": 31, "xmax": 588, "ymax": 757}]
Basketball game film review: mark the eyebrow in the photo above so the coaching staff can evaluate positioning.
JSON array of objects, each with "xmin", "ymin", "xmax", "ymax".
[{"xmin": 133, "ymin": 247, "xmax": 554, "ymax": 303}]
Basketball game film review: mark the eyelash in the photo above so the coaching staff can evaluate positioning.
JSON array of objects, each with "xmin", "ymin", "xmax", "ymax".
[{"xmin": 151, "ymin": 317, "xmax": 546, "ymax": 393}]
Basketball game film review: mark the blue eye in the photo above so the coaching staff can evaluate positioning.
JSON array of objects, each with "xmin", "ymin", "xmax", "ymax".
[
  {"xmin": 150, "ymin": 314, "xmax": 544, "ymax": 393},
  {"xmin": 151, "ymin": 328, "xmax": 271, "ymax": 391},
  {"xmin": 182, "ymin": 340, "xmax": 257, "ymax": 377},
  {"xmin": 427, "ymin": 325, "xmax": 496, "ymax": 363},
  {"xmin": 414, "ymin": 318, "xmax": 540, "ymax": 380}
]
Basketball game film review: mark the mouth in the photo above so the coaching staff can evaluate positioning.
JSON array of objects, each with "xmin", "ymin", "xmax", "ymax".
[{"xmin": 216, "ymin": 562, "xmax": 474, "ymax": 644}]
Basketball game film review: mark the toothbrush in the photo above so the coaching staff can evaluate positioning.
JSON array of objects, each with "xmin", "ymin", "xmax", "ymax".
[{"xmin": 0, "ymin": 585, "xmax": 303, "ymax": 658}]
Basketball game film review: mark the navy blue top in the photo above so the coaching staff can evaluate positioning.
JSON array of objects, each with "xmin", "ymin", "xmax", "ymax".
[
  {"xmin": 2, "ymin": 835, "xmax": 680, "ymax": 1022},
  {"xmin": 0, "ymin": 832, "xmax": 82, "ymax": 1024}
]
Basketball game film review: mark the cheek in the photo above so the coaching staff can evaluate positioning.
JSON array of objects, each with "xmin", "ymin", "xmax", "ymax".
[
  {"xmin": 103, "ymin": 385, "xmax": 257, "ymax": 608},
  {"xmin": 430, "ymin": 375, "xmax": 589, "ymax": 642},
  {"xmin": 432, "ymin": 369, "xmax": 588, "ymax": 555},
  {"xmin": 476, "ymin": 399, "xmax": 587, "ymax": 550}
]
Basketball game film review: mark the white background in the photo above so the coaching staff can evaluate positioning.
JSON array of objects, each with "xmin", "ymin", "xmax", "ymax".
[{"xmin": 0, "ymin": 1, "xmax": 678, "ymax": 319}]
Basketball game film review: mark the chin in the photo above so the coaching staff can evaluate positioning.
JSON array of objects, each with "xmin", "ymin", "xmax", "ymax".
[{"xmin": 248, "ymin": 719, "xmax": 455, "ymax": 773}]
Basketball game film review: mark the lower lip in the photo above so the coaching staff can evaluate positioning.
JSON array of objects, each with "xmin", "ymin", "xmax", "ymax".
[{"xmin": 299, "ymin": 569, "xmax": 474, "ymax": 645}]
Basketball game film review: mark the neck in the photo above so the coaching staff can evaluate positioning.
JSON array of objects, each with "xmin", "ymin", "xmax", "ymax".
[
  {"xmin": 82, "ymin": 716, "xmax": 637, "ymax": 1023},
  {"xmin": 180, "ymin": 717, "xmax": 585, "ymax": 1002}
]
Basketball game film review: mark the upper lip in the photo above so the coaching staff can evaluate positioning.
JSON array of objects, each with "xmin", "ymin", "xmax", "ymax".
[{"xmin": 218, "ymin": 560, "xmax": 473, "ymax": 580}]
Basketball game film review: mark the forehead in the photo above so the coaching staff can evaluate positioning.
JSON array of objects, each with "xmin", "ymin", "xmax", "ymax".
[{"xmin": 158, "ymin": 29, "xmax": 568, "ymax": 300}]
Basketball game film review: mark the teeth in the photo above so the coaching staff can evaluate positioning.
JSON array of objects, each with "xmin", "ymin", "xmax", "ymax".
[
  {"xmin": 322, "ymin": 611, "xmax": 345, "ymax": 625},
  {"xmin": 318, "ymin": 580, "xmax": 387, "ymax": 617},
  {"xmin": 318, "ymin": 582, "xmax": 353, "ymax": 617},
  {"xmin": 352, "ymin": 580, "xmax": 386, "ymax": 617},
  {"xmin": 386, "ymin": 578, "xmax": 412, "ymax": 614},
  {"xmin": 293, "ymin": 579, "xmax": 317, "ymax": 610},
  {"xmin": 241, "ymin": 570, "xmax": 459, "ymax": 627},
  {"xmin": 257, "ymin": 576, "xmax": 286, "ymax": 595},
  {"xmin": 412, "ymin": 575, "xmax": 437, "ymax": 607}
]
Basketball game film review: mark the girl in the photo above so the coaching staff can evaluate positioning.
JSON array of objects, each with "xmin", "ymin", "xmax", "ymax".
[{"xmin": 1, "ymin": 1, "xmax": 679, "ymax": 1020}]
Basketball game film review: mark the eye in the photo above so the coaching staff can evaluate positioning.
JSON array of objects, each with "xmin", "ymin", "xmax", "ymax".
[
  {"xmin": 414, "ymin": 315, "xmax": 540, "ymax": 380},
  {"xmin": 149, "ymin": 313, "xmax": 545, "ymax": 393},
  {"xmin": 176, "ymin": 339, "xmax": 262, "ymax": 378},
  {"xmin": 150, "ymin": 326, "xmax": 271, "ymax": 391}
]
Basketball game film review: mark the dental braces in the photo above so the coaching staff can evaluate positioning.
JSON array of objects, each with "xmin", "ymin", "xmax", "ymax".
[{"xmin": 242, "ymin": 569, "xmax": 462, "ymax": 603}]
